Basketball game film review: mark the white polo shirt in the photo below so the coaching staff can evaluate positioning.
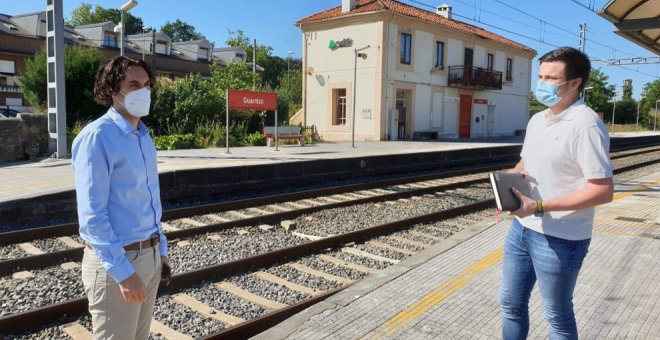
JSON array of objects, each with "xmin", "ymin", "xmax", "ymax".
[{"xmin": 517, "ymin": 99, "xmax": 613, "ymax": 240}]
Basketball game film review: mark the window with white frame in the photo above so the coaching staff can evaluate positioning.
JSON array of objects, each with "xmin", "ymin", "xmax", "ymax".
[
  {"xmin": 400, "ymin": 33, "xmax": 412, "ymax": 65},
  {"xmin": 506, "ymin": 58, "xmax": 513, "ymax": 81},
  {"xmin": 333, "ymin": 88, "xmax": 347, "ymax": 125},
  {"xmin": 435, "ymin": 41, "xmax": 445, "ymax": 69},
  {"xmin": 487, "ymin": 53, "xmax": 494, "ymax": 71},
  {"xmin": 0, "ymin": 60, "xmax": 16, "ymax": 74}
]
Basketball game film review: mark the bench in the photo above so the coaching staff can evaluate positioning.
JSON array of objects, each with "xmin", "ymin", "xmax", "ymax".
[{"xmin": 263, "ymin": 126, "xmax": 304, "ymax": 147}]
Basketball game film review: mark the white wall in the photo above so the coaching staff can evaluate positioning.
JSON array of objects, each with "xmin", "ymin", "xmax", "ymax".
[{"xmin": 304, "ymin": 22, "xmax": 380, "ymax": 141}]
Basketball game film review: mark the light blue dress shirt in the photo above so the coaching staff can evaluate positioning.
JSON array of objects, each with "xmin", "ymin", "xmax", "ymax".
[{"xmin": 72, "ymin": 107, "xmax": 167, "ymax": 283}]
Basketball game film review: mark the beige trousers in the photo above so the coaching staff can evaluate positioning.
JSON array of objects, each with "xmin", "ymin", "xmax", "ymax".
[{"xmin": 82, "ymin": 246, "xmax": 161, "ymax": 340}]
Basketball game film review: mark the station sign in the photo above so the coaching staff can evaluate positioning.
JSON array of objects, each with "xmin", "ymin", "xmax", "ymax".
[
  {"xmin": 227, "ymin": 90, "xmax": 277, "ymax": 111},
  {"xmin": 474, "ymin": 98, "xmax": 488, "ymax": 104},
  {"xmin": 329, "ymin": 38, "xmax": 353, "ymax": 49}
]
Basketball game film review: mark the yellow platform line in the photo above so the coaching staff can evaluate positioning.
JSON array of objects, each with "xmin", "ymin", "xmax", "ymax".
[
  {"xmin": 366, "ymin": 176, "xmax": 660, "ymax": 338},
  {"xmin": 368, "ymin": 247, "xmax": 503, "ymax": 338}
]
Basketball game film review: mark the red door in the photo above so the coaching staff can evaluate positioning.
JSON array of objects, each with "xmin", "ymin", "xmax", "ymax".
[{"xmin": 459, "ymin": 94, "xmax": 472, "ymax": 138}]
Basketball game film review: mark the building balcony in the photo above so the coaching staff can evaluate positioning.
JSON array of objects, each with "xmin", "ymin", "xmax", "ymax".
[
  {"xmin": 447, "ymin": 65, "xmax": 503, "ymax": 90},
  {"xmin": 0, "ymin": 85, "xmax": 22, "ymax": 93}
]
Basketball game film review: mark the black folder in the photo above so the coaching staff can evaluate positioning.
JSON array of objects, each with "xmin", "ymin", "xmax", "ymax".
[{"xmin": 489, "ymin": 171, "xmax": 531, "ymax": 211}]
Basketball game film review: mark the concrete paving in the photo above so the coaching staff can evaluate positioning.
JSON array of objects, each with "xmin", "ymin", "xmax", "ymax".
[{"xmin": 253, "ymin": 168, "xmax": 660, "ymax": 340}]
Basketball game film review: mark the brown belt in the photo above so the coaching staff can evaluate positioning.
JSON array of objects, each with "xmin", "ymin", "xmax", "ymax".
[{"xmin": 86, "ymin": 237, "xmax": 159, "ymax": 251}]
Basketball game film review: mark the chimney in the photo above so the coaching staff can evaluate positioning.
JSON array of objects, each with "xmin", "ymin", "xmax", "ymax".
[
  {"xmin": 436, "ymin": 4, "xmax": 452, "ymax": 19},
  {"xmin": 342, "ymin": 0, "xmax": 357, "ymax": 13}
]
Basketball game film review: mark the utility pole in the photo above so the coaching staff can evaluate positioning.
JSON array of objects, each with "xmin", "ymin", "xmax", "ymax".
[
  {"xmin": 578, "ymin": 23, "xmax": 587, "ymax": 98},
  {"xmin": 253, "ymin": 38, "xmax": 257, "ymax": 91},
  {"xmin": 610, "ymin": 94, "xmax": 617, "ymax": 134},
  {"xmin": 578, "ymin": 23, "xmax": 586, "ymax": 53}
]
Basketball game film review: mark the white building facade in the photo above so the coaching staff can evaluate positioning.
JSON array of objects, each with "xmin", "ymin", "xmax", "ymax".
[{"xmin": 296, "ymin": 0, "xmax": 536, "ymax": 141}]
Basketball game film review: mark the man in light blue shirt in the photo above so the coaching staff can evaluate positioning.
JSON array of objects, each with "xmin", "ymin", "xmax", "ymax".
[{"xmin": 72, "ymin": 56, "xmax": 168, "ymax": 340}]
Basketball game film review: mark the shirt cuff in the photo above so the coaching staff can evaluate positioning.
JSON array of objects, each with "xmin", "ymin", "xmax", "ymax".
[
  {"xmin": 158, "ymin": 232, "xmax": 168, "ymax": 257},
  {"xmin": 107, "ymin": 256, "xmax": 136, "ymax": 283}
]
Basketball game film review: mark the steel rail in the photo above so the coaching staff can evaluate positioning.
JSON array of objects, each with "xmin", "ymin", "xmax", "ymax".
[{"xmin": 0, "ymin": 199, "xmax": 492, "ymax": 333}]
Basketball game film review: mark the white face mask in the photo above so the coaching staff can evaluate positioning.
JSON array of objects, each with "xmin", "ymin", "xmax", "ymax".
[{"xmin": 119, "ymin": 87, "xmax": 151, "ymax": 117}]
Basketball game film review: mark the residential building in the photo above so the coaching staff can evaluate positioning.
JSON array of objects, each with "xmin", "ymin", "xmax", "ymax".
[
  {"xmin": 295, "ymin": 0, "xmax": 536, "ymax": 141},
  {"xmin": 0, "ymin": 10, "xmax": 263, "ymax": 110}
]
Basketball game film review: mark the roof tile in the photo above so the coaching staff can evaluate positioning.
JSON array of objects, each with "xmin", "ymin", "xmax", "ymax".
[{"xmin": 296, "ymin": 0, "xmax": 536, "ymax": 54}]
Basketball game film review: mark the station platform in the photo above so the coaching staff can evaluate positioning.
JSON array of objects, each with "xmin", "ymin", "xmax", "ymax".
[
  {"xmin": 254, "ymin": 169, "xmax": 660, "ymax": 339},
  {"xmin": 0, "ymin": 138, "xmax": 522, "ymax": 204}
]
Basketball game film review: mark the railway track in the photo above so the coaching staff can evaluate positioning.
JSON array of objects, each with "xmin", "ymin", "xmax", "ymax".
[{"xmin": 0, "ymin": 146, "xmax": 658, "ymax": 339}]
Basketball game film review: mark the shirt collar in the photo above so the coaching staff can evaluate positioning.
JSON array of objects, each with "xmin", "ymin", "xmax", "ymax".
[
  {"xmin": 108, "ymin": 106, "xmax": 148, "ymax": 136},
  {"xmin": 544, "ymin": 98, "xmax": 584, "ymax": 123}
]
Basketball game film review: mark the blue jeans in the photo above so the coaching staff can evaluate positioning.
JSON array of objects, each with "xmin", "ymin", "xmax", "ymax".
[{"xmin": 500, "ymin": 219, "xmax": 590, "ymax": 340}]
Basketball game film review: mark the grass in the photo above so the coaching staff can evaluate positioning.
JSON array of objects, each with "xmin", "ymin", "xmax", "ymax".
[{"xmin": 607, "ymin": 124, "xmax": 654, "ymax": 133}]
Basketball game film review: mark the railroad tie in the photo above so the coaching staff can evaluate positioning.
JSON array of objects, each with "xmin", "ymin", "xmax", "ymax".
[
  {"xmin": 12, "ymin": 271, "xmax": 34, "ymax": 280},
  {"xmin": 60, "ymin": 262, "xmax": 80, "ymax": 270},
  {"xmin": 291, "ymin": 231, "xmax": 324, "ymax": 241},
  {"xmin": 179, "ymin": 218, "xmax": 206, "ymax": 228},
  {"xmin": 150, "ymin": 319, "xmax": 193, "ymax": 340},
  {"xmin": 340, "ymin": 247, "xmax": 400, "ymax": 264},
  {"xmin": 56, "ymin": 236, "xmax": 84, "ymax": 249},
  {"xmin": 300, "ymin": 199, "xmax": 325, "ymax": 206},
  {"xmin": 332, "ymin": 194, "xmax": 355, "ymax": 201},
  {"xmin": 246, "ymin": 207, "xmax": 272, "ymax": 216},
  {"xmin": 319, "ymin": 197, "xmax": 342, "ymax": 203},
  {"xmin": 267, "ymin": 204, "xmax": 292, "ymax": 212},
  {"xmin": 60, "ymin": 321, "xmax": 92, "ymax": 340},
  {"xmin": 215, "ymin": 282, "xmax": 288, "ymax": 311},
  {"xmin": 202, "ymin": 214, "xmax": 231, "ymax": 223},
  {"xmin": 387, "ymin": 235, "xmax": 431, "ymax": 249},
  {"xmin": 317, "ymin": 254, "xmax": 378, "ymax": 274},
  {"xmin": 287, "ymin": 202, "xmax": 311, "ymax": 209},
  {"xmin": 17, "ymin": 242, "xmax": 44, "ymax": 255},
  {"xmin": 160, "ymin": 221, "xmax": 179, "ymax": 232},
  {"xmin": 409, "ymin": 230, "xmax": 445, "ymax": 242},
  {"xmin": 171, "ymin": 293, "xmax": 245, "ymax": 326},
  {"xmin": 253, "ymin": 271, "xmax": 319, "ymax": 296},
  {"xmin": 366, "ymin": 240, "xmax": 417, "ymax": 256},
  {"xmin": 285, "ymin": 263, "xmax": 354, "ymax": 285}
]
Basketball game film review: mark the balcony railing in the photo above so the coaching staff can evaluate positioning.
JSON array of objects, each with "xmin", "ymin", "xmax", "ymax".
[
  {"xmin": 0, "ymin": 85, "xmax": 22, "ymax": 93},
  {"xmin": 447, "ymin": 65, "xmax": 503, "ymax": 90}
]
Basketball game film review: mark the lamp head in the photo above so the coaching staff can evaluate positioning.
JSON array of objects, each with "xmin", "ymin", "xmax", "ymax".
[
  {"xmin": 121, "ymin": 0, "xmax": 138, "ymax": 11},
  {"xmin": 357, "ymin": 52, "xmax": 367, "ymax": 60}
]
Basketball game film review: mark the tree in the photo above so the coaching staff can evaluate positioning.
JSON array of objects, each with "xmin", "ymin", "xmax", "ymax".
[
  {"xmin": 584, "ymin": 69, "xmax": 615, "ymax": 115},
  {"xmin": 528, "ymin": 91, "xmax": 546, "ymax": 117},
  {"xmin": 225, "ymin": 29, "xmax": 279, "ymax": 83},
  {"xmin": 639, "ymin": 80, "xmax": 660, "ymax": 127},
  {"xmin": 276, "ymin": 69, "xmax": 302, "ymax": 122},
  {"xmin": 68, "ymin": 3, "xmax": 144, "ymax": 35},
  {"xmin": 160, "ymin": 20, "xmax": 206, "ymax": 42},
  {"xmin": 19, "ymin": 45, "xmax": 105, "ymax": 125},
  {"xmin": 622, "ymin": 79, "xmax": 633, "ymax": 101}
]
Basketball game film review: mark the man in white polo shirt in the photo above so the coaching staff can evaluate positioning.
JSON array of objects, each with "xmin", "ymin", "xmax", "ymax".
[{"xmin": 499, "ymin": 47, "xmax": 613, "ymax": 340}]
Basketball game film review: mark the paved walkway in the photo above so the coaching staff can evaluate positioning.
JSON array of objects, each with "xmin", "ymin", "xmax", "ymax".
[{"xmin": 254, "ymin": 168, "xmax": 660, "ymax": 339}]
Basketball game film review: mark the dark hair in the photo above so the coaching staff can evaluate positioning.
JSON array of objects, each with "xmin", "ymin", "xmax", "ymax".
[
  {"xmin": 93, "ymin": 56, "xmax": 154, "ymax": 106},
  {"xmin": 538, "ymin": 47, "xmax": 591, "ymax": 92}
]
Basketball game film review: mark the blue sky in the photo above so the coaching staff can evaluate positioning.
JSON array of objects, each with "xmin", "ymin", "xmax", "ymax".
[{"xmin": 4, "ymin": 0, "xmax": 657, "ymax": 98}]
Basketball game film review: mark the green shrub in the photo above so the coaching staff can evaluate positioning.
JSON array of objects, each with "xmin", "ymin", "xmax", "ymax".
[
  {"xmin": 193, "ymin": 121, "xmax": 225, "ymax": 148},
  {"xmin": 66, "ymin": 120, "xmax": 90, "ymax": 150},
  {"xmin": 153, "ymin": 134, "xmax": 195, "ymax": 150},
  {"xmin": 244, "ymin": 132, "xmax": 266, "ymax": 146}
]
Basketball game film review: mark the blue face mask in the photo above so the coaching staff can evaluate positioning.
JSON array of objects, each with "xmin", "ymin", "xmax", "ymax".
[{"xmin": 535, "ymin": 80, "xmax": 567, "ymax": 107}]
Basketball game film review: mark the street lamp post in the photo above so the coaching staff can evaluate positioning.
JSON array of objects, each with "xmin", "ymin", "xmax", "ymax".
[
  {"xmin": 352, "ymin": 45, "xmax": 370, "ymax": 148},
  {"xmin": 636, "ymin": 95, "xmax": 644, "ymax": 133},
  {"xmin": 119, "ymin": 1, "xmax": 138, "ymax": 56},
  {"xmin": 583, "ymin": 86, "xmax": 593, "ymax": 103},
  {"xmin": 287, "ymin": 51, "xmax": 292, "ymax": 73},
  {"xmin": 655, "ymin": 99, "xmax": 659, "ymax": 132},
  {"xmin": 610, "ymin": 93, "xmax": 617, "ymax": 134}
]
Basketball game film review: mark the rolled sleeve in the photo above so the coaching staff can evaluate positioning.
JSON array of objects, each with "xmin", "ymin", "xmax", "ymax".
[{"xmin": 73, "ymin": 130, "xmax": 134, "ymax": 283}]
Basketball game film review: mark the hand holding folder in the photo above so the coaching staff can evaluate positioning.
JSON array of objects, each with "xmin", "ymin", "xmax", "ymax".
[{"xmin": 489, "ymin": 171, "xmax": 531, "ymax": 211}]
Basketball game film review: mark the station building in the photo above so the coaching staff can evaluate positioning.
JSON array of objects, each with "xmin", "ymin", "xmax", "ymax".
[{"xmin": 294, "ymin": 0, "xmax": 537, "ymax": 140}]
